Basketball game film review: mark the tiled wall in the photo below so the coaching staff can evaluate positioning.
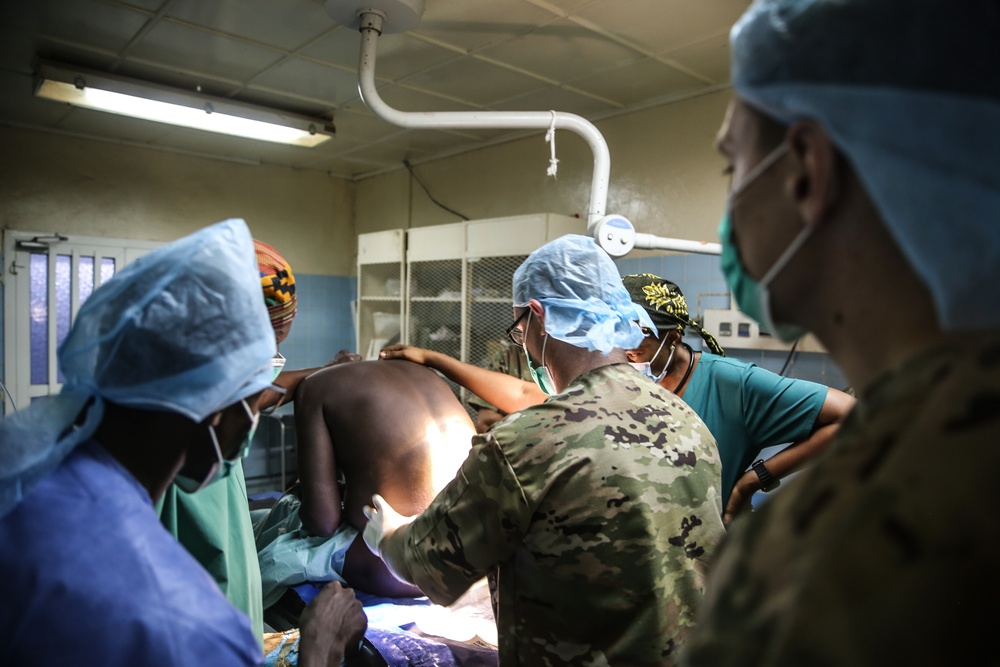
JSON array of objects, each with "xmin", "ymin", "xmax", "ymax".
[
  {"xmin": 278, "ymin": 273, "xmax": 358, "ymax": 369},
  {"xmin": 244, "ymin": 273, "xmax": 357, "ymax": 493},
  {"xmin": 615, "ymin": 253, "xmax": 850, "ymax": 392}
]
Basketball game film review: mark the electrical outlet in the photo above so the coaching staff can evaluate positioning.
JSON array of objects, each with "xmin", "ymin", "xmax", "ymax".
[{"xmin": 702, "ymin": 307, "xmax": 827, "ymax": 353}]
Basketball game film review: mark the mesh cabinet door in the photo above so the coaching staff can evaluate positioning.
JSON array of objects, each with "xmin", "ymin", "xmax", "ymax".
[{"xmin": 466, "ymin": 255, "xmax": 526, "ymax": 369}]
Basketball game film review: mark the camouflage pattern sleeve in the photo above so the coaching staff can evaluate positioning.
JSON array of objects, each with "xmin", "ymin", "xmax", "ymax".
[
  {"xmin": 381, "ymin": 433, "xmax": 532, "ymax": 605},
  {"xmin": 381, "ymin": 363, "xmax": 726, "ymax": 665}
]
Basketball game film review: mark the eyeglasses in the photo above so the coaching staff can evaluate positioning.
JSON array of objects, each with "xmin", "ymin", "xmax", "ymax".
[{"xmin": 506, "ymin": 310, "xmax": 529, "ymax": 346}]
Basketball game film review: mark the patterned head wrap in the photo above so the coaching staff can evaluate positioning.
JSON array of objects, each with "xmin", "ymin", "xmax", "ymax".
[
  {"xmin": 254, "ymin": 239, "xmax": 297, "ymax": 331},
  {"xmin": 621, "ymin": 273, "xmax": 725, "ymax": 357}
]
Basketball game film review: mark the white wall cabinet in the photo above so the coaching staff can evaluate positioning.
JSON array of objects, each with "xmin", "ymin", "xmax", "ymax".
[
  {"xmin": 356, "ymin": 214, "xmax": 585, "ymax": 405},
  {"xmin": 356, "ymin": 229, "xmax": 405, "ymax": 360}
]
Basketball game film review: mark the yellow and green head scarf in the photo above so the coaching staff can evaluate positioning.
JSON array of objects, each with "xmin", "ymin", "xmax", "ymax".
[
  {"xmin": 253, "ymin": 239, "xmax": 297, "ymax": 331},
  {"xmin": 621, "ymin": 273, "xmax": 725, "ymax": 357}
]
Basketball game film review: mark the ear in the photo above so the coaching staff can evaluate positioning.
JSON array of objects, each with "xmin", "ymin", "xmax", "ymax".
[
  {"xmin": 784, "ymin": 120, "xmax": 841, "ymax": 227},
  {"xmin": 528, "ymin": 299, "xmax": 546, "ymax": 332}
]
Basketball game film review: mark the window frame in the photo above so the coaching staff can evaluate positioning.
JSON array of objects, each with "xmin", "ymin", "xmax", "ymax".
[{"xmin": 2, "ymin": 230, "xmax": 162, "ymax": 414}]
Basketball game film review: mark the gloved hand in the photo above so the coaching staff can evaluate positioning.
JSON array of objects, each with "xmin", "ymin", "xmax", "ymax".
[{"xmin": 362, "ymin": 494, "xmax": 415, "ymax": 556}]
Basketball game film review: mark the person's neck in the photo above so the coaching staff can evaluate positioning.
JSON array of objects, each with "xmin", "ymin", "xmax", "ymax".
[
  {"xmin": 816, "ymin": 315, "xmax": 951, "ymax": 396},
  {"xmin": 547, "ymin": 340, "xmax": 629, "ymax": 391},
  {"xmin": 801, "ymin": 215, "xmax": 950, "ymax": 394},
  {"xmin": 658, "ymin": 341, "xmax": 696, "ymax": 395},
  {"xmin": 93, "ymin": 403, "xmax": 192, "ymax": 502}
]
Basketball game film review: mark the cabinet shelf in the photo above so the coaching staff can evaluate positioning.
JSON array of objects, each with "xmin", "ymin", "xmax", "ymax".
[
  {"xmin": 471, "ymin": 297, "xmax": 512, "ymax": 304},
  {"xmin": 411, "ymin": 296, "xmax": 462, "ymax": 302},
  {"xmin": 359, "ymin": 295, "xmax": 403, "ymax": 301}
]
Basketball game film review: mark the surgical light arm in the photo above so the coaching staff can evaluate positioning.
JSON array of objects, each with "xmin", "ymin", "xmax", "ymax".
[{"xmin": 331, "ymin": 0, "xmax": 721, "ymax": 258}]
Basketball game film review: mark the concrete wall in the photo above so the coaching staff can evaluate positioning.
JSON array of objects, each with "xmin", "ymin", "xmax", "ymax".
[
  {"xmin": 0, "ymin": 127, "xmax": 355, "ymax": 276},
  {"xmin": 355, "ymin": 89, "xmax": 732, "ymax": 245},
  {"xmin": 1, "ymin": 89, "xmax": 733, "ymax": 272}
]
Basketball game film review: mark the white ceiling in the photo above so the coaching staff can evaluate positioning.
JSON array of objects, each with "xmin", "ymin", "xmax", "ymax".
[{"xmin": 0, "ymin": 0, "xmax": 747, "ymax": 180}]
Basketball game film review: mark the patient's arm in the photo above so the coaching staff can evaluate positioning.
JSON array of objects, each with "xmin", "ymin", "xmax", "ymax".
[
  {"xmin": 295, "ymin": 372, "xmax": 342, "ymax": 537},
  {"xmin": 379, "ymin": 344, "xmax": 545, "ymax": 414}
]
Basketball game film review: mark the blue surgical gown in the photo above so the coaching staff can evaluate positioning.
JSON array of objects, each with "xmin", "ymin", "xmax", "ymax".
[{"xmin": 0, "ymin": 440, "xmax": 262, "ymax": 666}]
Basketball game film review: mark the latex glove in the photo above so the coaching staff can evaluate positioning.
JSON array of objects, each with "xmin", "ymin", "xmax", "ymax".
[{"xmin": 362, "ymin": 494, "xmax": 415, "ymax": 556}]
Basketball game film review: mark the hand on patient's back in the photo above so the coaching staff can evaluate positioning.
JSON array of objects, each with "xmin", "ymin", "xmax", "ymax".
[
  {"xmin": 362, "ymin": 493, "xmax": 415, "ymax": 555},
  {"xmin": 298, "ymin": 581, "xmax": 367, "ymax": 667},
  {"xmin": 379, "ymin": 344, "xmax": 429, "ymax": 365}
]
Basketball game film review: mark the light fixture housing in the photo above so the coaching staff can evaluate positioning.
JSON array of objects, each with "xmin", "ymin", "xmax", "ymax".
[{"xmin": 34, "ymin": 60, "xmax": 334, "ymax": 148}]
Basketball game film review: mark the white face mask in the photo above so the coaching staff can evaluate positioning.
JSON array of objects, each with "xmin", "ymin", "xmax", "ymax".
[
  {"xmin": 629, "ymin": 335, "xmax": 674, "ymax": 384},
  {"xmin": 175, "ymin": 399, "xmax": 258, "ymax": 493},
  {"xmin": 721, "ymin": 141, "xmax": 814, "ymax": 343}
]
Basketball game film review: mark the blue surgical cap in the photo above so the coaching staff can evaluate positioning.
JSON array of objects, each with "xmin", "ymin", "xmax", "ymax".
[
  {"xmin": 512, "ymin": 234, "xmax": 653, "ymax": 353},
  {"xmin": 0, "ymin": 219, "xmax": 276, "ymax": 519},
  {"xmin": 732, "ymin": 0, "xmax": 1000, "ymax": 331}
]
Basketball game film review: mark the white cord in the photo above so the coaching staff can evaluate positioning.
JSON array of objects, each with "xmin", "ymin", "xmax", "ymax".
[{"xmin": 545, "ymin": 110, "xmax": 559, "ymax": 178}]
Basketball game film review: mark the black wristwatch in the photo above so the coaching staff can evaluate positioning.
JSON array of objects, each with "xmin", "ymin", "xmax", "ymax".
[{"xmin": 751, "ymin": 459, "xmax": 781, "ymax": 492}]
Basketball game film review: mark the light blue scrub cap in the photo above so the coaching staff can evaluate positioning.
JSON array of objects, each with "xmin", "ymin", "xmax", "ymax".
[
  {"xmin": 512, "ymin": 234, "xmax": 653, "ymax": 353},
  {"xmin": 731, "ymin": 0, "xmax": 1000, "ymax": 331},
  {"xmin": 0, "ymin": 219, "xmax": 276, "ymax": 519}
]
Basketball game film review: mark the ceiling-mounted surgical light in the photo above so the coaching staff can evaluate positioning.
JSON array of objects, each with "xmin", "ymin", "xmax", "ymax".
[{"xmin": 34, "ymin": 60, "xmax": 334, "ymax": 148}]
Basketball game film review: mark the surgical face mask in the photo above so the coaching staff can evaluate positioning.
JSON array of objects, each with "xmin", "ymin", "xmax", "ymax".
[
  {"xmin": 630, "ymin": 334, "xmax": 674, "ymax": 384},
  {"xmin": 271, "ymin": 353, "xmax": 286, "ymax": 382},
  {"xmin": 719, "ymin": 142, "xmax": 813, "ymax": 343},
  {"xmin": 175, "ymin": 399, "xmax": 258, "ymax": 493},
  {"xmin": 522, "ymin": 312, "xmax": 557, "ymax": 395}
]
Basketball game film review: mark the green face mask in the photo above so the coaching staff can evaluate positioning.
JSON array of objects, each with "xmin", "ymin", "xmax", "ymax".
[
  {"xmin": 718, "ymin": 142, "xmax": 810, "ymax": 343},
  {"xmin": 522, "ymin": 312, "xmax": 557, "ymax": 395},
  {"xmin": 174, "ymin": 399, "xmax": 258, "ymax": 494},
  {"xmin": 271, "ymin": 353, "xmax": 286, "ymax": 382}
]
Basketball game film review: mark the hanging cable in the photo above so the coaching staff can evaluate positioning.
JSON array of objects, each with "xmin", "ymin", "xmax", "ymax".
[
  {"xmin": 0, "ymin": 379, "xmax": 17, "ymax": 412},
  {"xmin": 403, "ymin": 159, "xmax": 469, "ymax": 221},
  {"xmin": 778, "ymin": 339, "xmax": 799, "ymax": 376},
  {"xmin": 545, "ymin": 110, "xmax": 559, "ymax": 178}
]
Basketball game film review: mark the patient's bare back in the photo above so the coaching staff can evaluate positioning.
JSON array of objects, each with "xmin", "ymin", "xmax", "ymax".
[{"xmin": 295, "ymin": 359, "xmax": 475, "ymax": 536}]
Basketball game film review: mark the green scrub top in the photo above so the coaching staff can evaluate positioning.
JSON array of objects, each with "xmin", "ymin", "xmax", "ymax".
[
  {"xmin": 158, "ymin": 462, "xmax": 264, "ymax": 646},
  {"xmin": 681, "ymin": 353, "xmax": 828, "ymax": 503}
]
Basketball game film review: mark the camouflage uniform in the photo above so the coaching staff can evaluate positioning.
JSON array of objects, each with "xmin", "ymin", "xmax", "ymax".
[
  {"xmin": 382, "ymin": 363, "xmax": 725, "ymax": 666},
  {"xmin": 680, "ymin": 333, "xmax": 1000, "ymax": 666}
]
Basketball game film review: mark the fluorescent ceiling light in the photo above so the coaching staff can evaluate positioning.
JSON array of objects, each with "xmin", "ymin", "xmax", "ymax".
[{"xmin": 34, "ymin": 61, "xmax": 334, "ymax": 148}]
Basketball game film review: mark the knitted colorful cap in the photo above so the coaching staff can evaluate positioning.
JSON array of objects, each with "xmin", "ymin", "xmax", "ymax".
[{"xmin": 254, "ymin": 239, "xmax": 297, "ymax": 330}]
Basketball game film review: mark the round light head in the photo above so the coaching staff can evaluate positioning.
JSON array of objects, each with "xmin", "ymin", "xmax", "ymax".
[{"xmin": 594, "ymin": 215, "xmax": 636, "ymax": 257}]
